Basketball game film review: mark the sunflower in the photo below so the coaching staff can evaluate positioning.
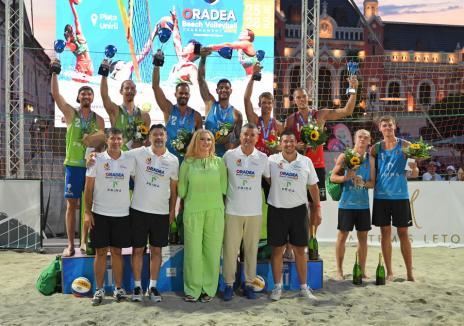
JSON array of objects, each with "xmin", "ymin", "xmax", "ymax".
[
  {"xmin": 310, "ymin": 130, "xmax": 320, "ymax": 141},
  {"xmin": 139, "ymin": 125, "xmax": 149, "ymax": 135},
  {"xmin": 350, "ymin": 156, "xmax": 361, "ymax": 166},
  {"xmin": 410, "ymin": 143, "xmax": 421, "ymax": 150},
  {"xmin": 215, "ymin": 131, "xmax": 222, "ymax": 140}
]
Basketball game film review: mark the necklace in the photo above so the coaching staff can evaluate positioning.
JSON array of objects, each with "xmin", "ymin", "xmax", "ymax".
[
  {"xmin": 80, "ymin": 110, "xmax": 93, "ymax": 134},
  {"xmin": 259, "ymin": 116, "xmax": 273, "ymax": 140}
]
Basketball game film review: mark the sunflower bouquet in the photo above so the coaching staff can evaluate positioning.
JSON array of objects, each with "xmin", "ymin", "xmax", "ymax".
[
  {"xmin": 344, "ymin": 148, "xmax": 365, "ymax": 170},
  {"xmin": 403, "ymin": 137, "xmax": 433, "ymax": 159},
  {"xmin": 132, "ymin": 122, "xmax": 149, "ymax": 142},
  {"xmin": 300, "ymin": 123, "xmax": 328, "ymax": 150},
  {"xmin": 171, "ymin": 129, "xmax": 192, "ymax": 156},
  {"xmin": 215, "ymin": 122, "xmax": 233, "ymax": 143}
]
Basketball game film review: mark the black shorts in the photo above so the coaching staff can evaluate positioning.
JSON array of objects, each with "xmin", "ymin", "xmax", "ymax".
[
  {"xmin": 372, "ymin": 199, "xmax": 413, "ymax": 228},
  {"xmin": 130, "ymin": 208, "xmax": 169, "ymax": 248},
  {"xmin": 267, "ymin": 204, "xmax": 308, "ymax": 247},
  {"xmin": 338, "ymin": 208, "xmax": 371, "ymax": 232},
  {"xmin": 90, "ymin": 213, "xmax": 131, "ymax": 249},
  {"xmin": 307, "ymin": 167, "xmax": 327, "ymax": 202}
]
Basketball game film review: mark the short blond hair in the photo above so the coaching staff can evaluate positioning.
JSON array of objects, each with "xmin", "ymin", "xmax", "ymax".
[
  {"xmin": 354, "ymin": 129, "xmax": 371, "ymax": 139},
  {"xmin": 185, "ymin": 129, "xmax": 216, "ymax": 159}
]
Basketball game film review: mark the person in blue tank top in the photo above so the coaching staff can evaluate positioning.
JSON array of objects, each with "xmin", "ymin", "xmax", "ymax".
[
  {"xmin": 370, "ymin": 116, "xmax": 419, "ymax": 282},
  {"xmin": 330, "ymin": 129, "xmax": 375, "ymax": 280},
  {"xmin": 198, "ymin": 48, "xmax": 243, "ymax": 157},
  {"xmin": 152, "ymin": 64, "xmax": 202, "ymax": 163}
]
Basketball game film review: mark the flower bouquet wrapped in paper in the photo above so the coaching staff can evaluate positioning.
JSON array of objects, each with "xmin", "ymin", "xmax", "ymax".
[
  {"xmin": 344, "ymin": 148, "xmax": 365, "ymax": 170},
  {"xmin": 133, "ymin": 123, "xmax": 149, "ymax": 142},
  {"xmin": 265, "ymin": 134, "xmax": 280, "ymax": 149},
  {"xmin": 300, "ymin": 123, "xmax": 328, "ymax": 150},
  {"xmin": 215, "ymin": 122, "xmax": 233, "ymax": 143},
  {"xmin": 403, "ymin": 137, "xmax": 433, "ymax": 159},
  {"xmin": 171, "ymin": 129, "xmax": 193, "ymax": 156}
]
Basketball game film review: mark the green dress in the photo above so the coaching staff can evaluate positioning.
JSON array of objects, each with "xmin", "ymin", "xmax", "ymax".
[{"xmin": 178, "ymin": 156, "xmax": 227, "ymax": 299}]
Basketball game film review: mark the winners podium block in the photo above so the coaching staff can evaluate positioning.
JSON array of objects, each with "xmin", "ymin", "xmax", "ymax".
[
  {"xmin": 249, "ymin": 259, "xmax": 323, "ymax": 291},
  {"xmin": 62, "ymin": 246, "xmax": 323, "ymax": 294},
  {"xmin": 217, "ymin": 259, "xmax": 323, "ymax": 292}
]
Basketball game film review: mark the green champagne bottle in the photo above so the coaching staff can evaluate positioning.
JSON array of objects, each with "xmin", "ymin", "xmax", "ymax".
[
  {"xmin": 352, "ymin": 251, "xmax": 362, "ymax": 285},
  {"xmin": 375, "ymin": 253, "xmax": 386, "ymax": 285},
  {"xmin": 308, "ymin": 225, "xmax": 319, "ymax": 260},
  {"xmin": 85, "ymin": 233, "xmax": 95, "ymax": 256},
  {"xmin": 169, "ymin": 219, "xmax": 179, "ymax": 245}
]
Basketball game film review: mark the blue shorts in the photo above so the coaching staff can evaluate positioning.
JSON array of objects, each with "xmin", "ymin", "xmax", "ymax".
[{"xmin": 64, "ymin": 165, "xmax": 86, "ymax": 199}]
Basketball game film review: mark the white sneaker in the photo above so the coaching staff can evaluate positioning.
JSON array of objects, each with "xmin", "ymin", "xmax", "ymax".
[
  {"xmin": 149, "ymin": 287, "xmax": 162, "ymax": 302},
  {"xmin": 299, "ymin": 287, "xmax": 318, "ymax": 301},
  {"xmin": 131, "ymin": 286, "xmax": 143, "ymax": 302},
  {"xmin": 270, "ymin": 287, "xmax": 282, "ymax": 301},
  {"xmin": 91, "ymin": 288, "xmax": 105, "ymax": 306},
  {"xmin": 113, "ymin": 287, "xmax": 127, "ymax": 302}
]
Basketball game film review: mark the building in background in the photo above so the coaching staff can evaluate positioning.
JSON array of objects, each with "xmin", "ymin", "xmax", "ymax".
[
  {"xmin": 274, "ymin": 0, "xmax": 464, "ymax": 125},
  {"xmin": 0, "ymin": 0, "xmax": 53, "ymax": 178}
]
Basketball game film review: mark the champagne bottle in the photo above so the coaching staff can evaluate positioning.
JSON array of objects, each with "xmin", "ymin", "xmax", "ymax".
[
  {"xmin": 169, "ymin": 219, "xmax": 179, "ymax": 245},
  {"xmin": 308, "ymin": 225, "xmax": 319, "ymax": 260},
  {"xmin": 375, "ymin": 253, "xmax": 386, "ymax": 285},
  {"xmin": 352, "ymin": 251, "xmax": 362, "ymax": 285},
  {"xmin": 85, "ymin": 233, "xmax": 95, "ymax": 256}
]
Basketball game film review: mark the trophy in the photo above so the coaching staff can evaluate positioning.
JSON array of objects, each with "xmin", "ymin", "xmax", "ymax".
[
  {"xmin": 346, "ymin": 61, "xmax": 359, "ymax": 95},
  {"xmin": 153, "ymin": 27, "xmax": 172, "ymax": 66},
  {"xmin": 252, "ymin": 50, "xmax": 265, "ymax": 81},
  {"xmin": 98, "ymin": 45, "xmax": 117, "ymax": 77},
  {"xmin": 217, "ymin": 47, "xmax": 233, "ymax": 60},
  {"xmin": 50, "ymin": 39, "xmax": 66, "ymax": 75}
]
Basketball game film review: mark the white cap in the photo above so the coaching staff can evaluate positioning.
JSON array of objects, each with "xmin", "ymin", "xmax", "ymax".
[{"xmin": 447, "ymin": 165, "xmax": 456, "ymax": 172}]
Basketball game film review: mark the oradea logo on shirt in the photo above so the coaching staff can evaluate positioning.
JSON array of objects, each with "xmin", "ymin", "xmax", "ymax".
[
  {"xmin": 235, "ymin": 169, "xmax": 255, "ymax": 178},
  {"xmin": 279, "ymin": 171, "xmax": 298, "ymax": 180},
  {"xmin": 105, "ymin": 172, "xmax": 124, "ymax": 179},
  {"xmin": 146, "ymin": 166, "xmax": 165, "ymax": 177}
]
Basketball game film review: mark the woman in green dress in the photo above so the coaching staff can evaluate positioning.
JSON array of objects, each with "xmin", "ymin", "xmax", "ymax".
[{"xmin": 178, "ymin": 129, "xmax": 227, "ymax": 302}]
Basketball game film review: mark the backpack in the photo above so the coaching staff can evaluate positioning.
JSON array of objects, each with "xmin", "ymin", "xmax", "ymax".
[
  {"xmin": 36, "ymin": 255, "xmax": 62, "ymax": 295},
  {"xmin": 326, "ymin": 170, "xmax": 342, "ymax": 201}
]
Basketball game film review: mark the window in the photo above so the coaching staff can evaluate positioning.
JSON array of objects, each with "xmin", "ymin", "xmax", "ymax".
[
  {"xmin": 418, "ymin": 82, "xmax": 432, "ymax": 105},
  {"xmin": 318, "ymin": 67, "xmax": 332, "ymax": 108},
  {"xmin": 388, "ymin": 81, "xmax": 401, "ymax": 99}
]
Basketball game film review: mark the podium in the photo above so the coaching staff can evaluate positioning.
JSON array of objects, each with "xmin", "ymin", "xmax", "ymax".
[{"xmin": 62, "ymin": 246, "xmax": 323, "ymax": 295}]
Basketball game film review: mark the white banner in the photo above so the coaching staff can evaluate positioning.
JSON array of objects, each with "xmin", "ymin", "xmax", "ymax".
[
  {"xmin": 318, "ymin": 181, "xmax": 464, "ymax": 247},
  {"xmin": 0, "ymin": 180, "xmax": 41, "ymax": 249}
]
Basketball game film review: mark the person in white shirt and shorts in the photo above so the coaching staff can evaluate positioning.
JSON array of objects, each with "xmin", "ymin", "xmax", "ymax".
[
  {"xmin": 84, "ymin": 128, "xmax": 136, "ymax": 306},
  {"xmin": 265, "ymin": 130, "xmax": 321, "ymax": 301}
]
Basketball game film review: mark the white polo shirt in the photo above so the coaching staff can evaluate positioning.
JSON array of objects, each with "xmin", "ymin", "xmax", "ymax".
[
  {"xmin": 223, "ymin": 146, "xmax": 270, "ymax": 216},
  {"xmin": 128, "ymin": 146, "xmax": 179, "ymax": 214},
  {"xmin": 267, "ymin": 152, "xmax": 319, "ymax": 209},
  {"xmin": 86, "ymin": 151, "xmax": 136, "ymax": 217}
]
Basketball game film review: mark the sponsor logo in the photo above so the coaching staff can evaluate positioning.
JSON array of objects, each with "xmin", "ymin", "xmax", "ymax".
[
  {"xmin": 146, "ymin": 166, "xmax": 165, "ymax": 177},
  {"xmin": 105, "ymin": 172, "xmax": 124, "ymax": 179},
  {"xmin": 204, "ymin": 0, "xmax": 220, "ymax": 5},
  {"xmin": 236, "ymin": 159, "xmax": 242, "ymax": 167},
  {"xmin": 279, "ymin": 171, "xmax": 298, "ymax": 179},
  {"xmin": 103, "ymin": 162, "xmax": 110, "ymax": 170},
  {"xmin": 145, "ymin": 157, "xmax": 152, "ymax": 165},
  {"xmin": 236, "ymin": 169, "xmax": 255, "ymax": 177}
]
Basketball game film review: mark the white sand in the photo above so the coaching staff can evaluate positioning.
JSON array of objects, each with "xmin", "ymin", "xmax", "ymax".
[{"xmin": 1, "ymin": 245, "xmax": 463, "ymax": 325}]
